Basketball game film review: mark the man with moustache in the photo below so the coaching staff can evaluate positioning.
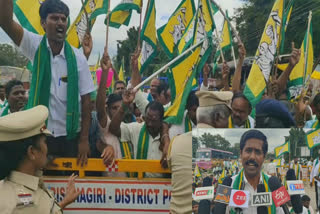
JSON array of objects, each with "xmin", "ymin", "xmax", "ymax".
[
  {"xmin": 0, "ymin": 80, "xmax": 26, "ymax": 116},
  {"xmin": 227, "ymin": 130, "xmax": 284, "ymax": 214}
]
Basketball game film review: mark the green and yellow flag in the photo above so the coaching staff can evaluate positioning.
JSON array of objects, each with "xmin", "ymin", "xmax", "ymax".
[
  {"xmin": 194, "ymin": 164, "xmax": 202, "ymax": 177},
  {"xmin": 119, "ymin": 57, "xmax": 125, "ymax": 81},
  {"xmin": 67, "ymin": 0, "xmax": 109, "ymax": 48},
  {"xmin": 280, "ymin": 0, "xmax": 295, "ymax": 53},
  {"xmin": 193, "ymin": 0, "xmax": 215, "ymax": 73},
  {"xmin": 165, "ymin": 46, "xmax": 201, "ymax": 124},
  {"xmin": 157, "ymin": 0, "xmax": 196, "ymax": 58},
  {"xmin": 215, "ymin": 10, "xmax": 232, "ymax": 59},
  {"xmin": 273, "ymin": 158, "xmax": 281, "ymax": 167},
  {"xmin": 177, "ymin": 12, "xmax": 197, "ymax": 54},
  {"xmin": 243, "ymin": 0, "xmax": 284, "ymax": 108},
  {"xmin": 13, "ymin": 0, "xmax": 46, "ymax": 34},
  {"xmin": 306, "ymin": 129, "xmax": 320, "ymax": 149},
  {"xmin": 106, "ymin": 0, "xmax": 142, "ymax": 28},
  {"xmin": 138, "ymin": 0, "xmax": 157, "ymax": 74},
  {"xmin": 311, "ymin": 67, "xmax": 320, "ymax": 80},
  {"xmin": 274, "ymin": 141, "xmax": 289, "ymax": 158},
  {"xmin": 287, "ymin": 21, "xmax": 313, "ymax": 99}
]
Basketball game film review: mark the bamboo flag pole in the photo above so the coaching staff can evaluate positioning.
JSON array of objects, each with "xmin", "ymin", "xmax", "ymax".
[
  {"xmin": 231, "ymin": 44, "xmax": 237, "ymax": 70},
  {"xmin": 210, "ymin": 0, "xmax": 242, "ymax": 44},
  {"xmin": 133, "ymin": 39, "xmax": 205, "ymax": 91},
  {"xmin": 304, "ymin": 11, "xmax": 312, "ymax": 84},
  {"xmin": 105, "ymin": 0, "xmax": 111, "ymax": 50},
  {"xmin": 214, "ymin": 28, "xmax": 225, "ymax": 63}
]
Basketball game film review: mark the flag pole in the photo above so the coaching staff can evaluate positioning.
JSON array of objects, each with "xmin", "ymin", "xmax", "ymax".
[
  {"xmin": 304, "ymin": 11, "xmax": 312, "ymax": 84},
  {"xmin": 133, "ymin": 38, "xmax": 205, "ymax": 91},
  {"xmin": 105, "ymin": 0, "xmax": 111, "ymax": 51},
  {"xmin": 231, "ymin": 45, "xmax": 237, "ymax": 71},
  {"xmin": 214, "ymin": 28, "xmax": 225, "ymax": 63},
  {"xmin": 210, "ymin": 0, "xmax": 242, "ymax": 44}
]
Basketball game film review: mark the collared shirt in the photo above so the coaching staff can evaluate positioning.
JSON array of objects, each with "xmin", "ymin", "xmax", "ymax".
[
  {"xmin": 120, "ymin": 122, "xmax": 162, "ymax": 178},
  {"xmin": 19, "ymin": 29, "xmax": 94, "ymax": 137},
  {"xmin": 232, "ymin": 116, "xmax": 255, "ymax": 128},
  {"xmin": 0, "ymin": 171, "xmax": 62, "ymax": 214},
  {"xmin": 310, "ymin": 158, "xmax": 320, "ymax": 187},
  {"xmin": 168, "ymin": 131, "xmax": 192, "ymax": 214},
  {"xmin": 227, "ymin": 172, "xmax": 284, "ymax": 214}
]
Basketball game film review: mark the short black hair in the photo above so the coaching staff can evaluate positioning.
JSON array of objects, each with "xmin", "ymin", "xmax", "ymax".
[
  {"xmin": 5, "ymin": 79, "xmax": 23, "ymax": 98},
  {"xmin": 240, "ymin": 130, "xmax": 268, "ymax": 155},
  {"xmin": 301, "ymin": 195, "xmax": 311, "ymax": 202},
  {"xmin": 313, "ymin": 93, "xmax": 320, "ymax": 106},
  {"xmin": 39, "ymin": 0, "xmax": 69, "ymax": 20},
  {"xmin": 106, "ymin": 93, "xmax": 122, "ymax": 106},
  {"xmin": 145, "ymin": 101, "xmax": 164, "ymax": 120},
  {"xmin": 114, "ymin": 80, "xmax": 126, "ymax": 90},
  {"xmin": 232, "ymin": 92, "xmax": 252, "ymax": 110},
  {"xmin": 156, "ymin": 82, "xmax": 170, "ymax": 99},
  {"xmin": 186, "ymin": 90, "xmax": 199, "ymax": 110}
]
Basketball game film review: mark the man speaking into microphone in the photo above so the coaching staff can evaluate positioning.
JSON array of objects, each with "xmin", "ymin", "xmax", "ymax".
[{"xmin": 226, "ymin": 130, "xmax": 285, "ymax": 214}]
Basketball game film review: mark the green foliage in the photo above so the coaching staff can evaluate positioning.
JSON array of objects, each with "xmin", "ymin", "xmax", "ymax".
[
  {"xmin": 288, "ymin": 127, "xmax": 306, "ymax": 157},
  {"xmin": 115, "ymin": 27, "xmax": 169, "ymax": 80},
  {"xmin": 192, "ymin": 136, "xmax": 200, "ymax": 158},
  {"xmin": 234, "ymin": 0, "xmax": 320, "ymax": 58},
  {"xmin": 0, "ymin": 43, "xmax": 29, "ymax": 67}
]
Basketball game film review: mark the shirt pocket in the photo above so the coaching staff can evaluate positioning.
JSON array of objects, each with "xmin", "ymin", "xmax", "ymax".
[{"xmin": 57, "ymin": 76, "xmax": 68, "ymax": 102}]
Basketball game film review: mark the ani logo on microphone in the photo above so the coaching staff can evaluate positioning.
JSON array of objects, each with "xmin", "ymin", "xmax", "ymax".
[
  {"xmin": 229, "ymin": 190, "xmax": 250, "ymax": 208},
  {"xmin": 251, "ymin": 192, "xmax": 272, "ymax": 206}
]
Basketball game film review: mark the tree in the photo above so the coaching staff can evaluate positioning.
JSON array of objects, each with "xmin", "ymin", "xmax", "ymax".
[
  {"xmin": 199, "ymin": 133, "xmax": 232, "ymax": 151},
  {"xmin": 192, "ymin": 136, "xmax": 200, "ymax": 158},
  {"xmin": 115, "ymin": 27, "xmax": 169, "ymax": 80},
  {"xmin": 289, "ymin": 127, "xmax": 306, "ymax": 157},
  {"xmin": 233, "ymin": 0, "xmax": 320, "ymax": 59},
  {"xmin": 0, "ymin": 43, "xmax": 29, "ymax": 67}
]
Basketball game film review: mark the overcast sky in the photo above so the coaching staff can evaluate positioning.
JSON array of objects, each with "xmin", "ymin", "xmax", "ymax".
[
  {"xmin": 193, "ymin": 128, "xmax": 312, "ymax": 155},
  {"xmin": 0, "ymin": 0, "xmax": 243, "ymax": 65}
]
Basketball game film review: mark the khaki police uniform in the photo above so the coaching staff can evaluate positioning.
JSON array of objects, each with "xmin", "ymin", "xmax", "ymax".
[{"xmin": 0, "ymin": 105, "xmax": 62, "ymax": 214}]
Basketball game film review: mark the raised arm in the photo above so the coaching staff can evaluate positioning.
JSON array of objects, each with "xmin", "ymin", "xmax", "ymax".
[
  {"xmin": 82, "ymin": 32, "xmax": 93, "ymax": 60},
  {"xmin": 232, "ymin": 43, "xmax": 246, "ymax": 93},
  {"xmin": 0, "ymin": 0, "xmax": 24, "ymax": 46},
  {"xmin": 96, "ymin": 47, "xmax": 111, "ymax": 128},
  {"xmin": 222, "ymin": 62, "xmax": 230, "ymax": 91},
  {"xmin": 109, "ymin": 89, "xmax": 135, "ymax": 137},
  {"xmin": 276, "ymin": 42, "xmax": 301, "ymax": 94}
]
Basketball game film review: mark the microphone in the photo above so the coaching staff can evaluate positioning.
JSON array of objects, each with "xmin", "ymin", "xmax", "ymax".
[
  {"xmin": 213, "ymin": 176, "xmax": 232, "ymax": 214},
  {"xmin": 286, "ymin": 169, "xmax": 303, "ymax": 214},
  {"xmin": 257, "ymin": 184, "xmax": 268, "ymax": 214},
  {"xmin": 268, "ymin": 176, "xmax": 290, "ymax": 214}
]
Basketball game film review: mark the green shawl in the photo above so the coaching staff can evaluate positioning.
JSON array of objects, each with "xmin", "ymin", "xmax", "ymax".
[
  {"xmin": 0, "ymin": 104, "xmax": 10, "ymax": 117},
  {"xmin": 231, "ymin": 169, "xmax": 276, "ymax": 214},
  {"xmin": 136, "ymin": 124, "xmax": 150, "ymax": 160},
  {"xmin": 27, "ymin": 35, "xmax": 79, "ymax": 139}
]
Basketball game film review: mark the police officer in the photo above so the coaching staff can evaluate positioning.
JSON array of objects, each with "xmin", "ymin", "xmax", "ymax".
[{"xmin": 0, "ymin": 105, "xmax": 80, "ymax": 213}]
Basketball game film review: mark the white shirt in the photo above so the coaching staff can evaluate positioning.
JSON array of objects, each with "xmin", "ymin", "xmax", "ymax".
[
  {"xmin": 227, "ymin": 172, "xmax": 284, "ymax": 214},
  {"xmin": 169, "ymin": 110, "xmax": 196, "ymax": 139},
  {"xmin": 120, "ymin": 122, "xmax": 163, "ymax": 178},
  {"xmin": 233, "ymin": 116, "xmax": 255, "ymax": 128},
  {"xmin": 19, "ymin": 29, "xmax": 94, "ymax": 137},
  {"xmin": 310, "ymin": 158, "xmax": 320, "ymax": 187}
]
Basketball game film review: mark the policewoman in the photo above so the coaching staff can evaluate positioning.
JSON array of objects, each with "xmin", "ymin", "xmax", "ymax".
[{"xmin": 0, "ymin": 105, "xmax": 80, "ymax": 213}]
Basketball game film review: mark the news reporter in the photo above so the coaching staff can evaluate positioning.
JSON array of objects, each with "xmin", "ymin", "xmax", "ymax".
[
  {"xmin": 0, "ymin": 106, "xmax": 80, "ymax": 213},
  {"xmin": 227, "ymin": 130, "xmax": 284, "ymax": 214}
]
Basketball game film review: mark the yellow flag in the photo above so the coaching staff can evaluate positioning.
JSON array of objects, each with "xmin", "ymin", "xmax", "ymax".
[
  {"xmin": 13, "ymin": 0, "xmax": 46, "ymax": 35},
  {"xmin": 177, "ymin": 13, "xmax": 196, "ymax": 54},
  {"xmin": 165, "ymin": 46, "xmax": 201, "ymax": 124},
  {"xmin": 157, "ymin": 0, "xmax": 196, "ymax": 58},
  {"xmin": 243, "ymin": 0, "xmax": 284, "ymax": 107},
  {"xmin": 119, "ymin": 58, "xmax": 125, "ymax": 81},
  {"xmin": 274, "ymin": 141, "xmax": 289, "ymax": 158},
  {"xmin": 218, "ymin": 169, "xmax": 225, "ymax": 184},
  {"xmin": 66, "ymin": 0, "xmax": 110, "ymax": 48},
  {"xmin": 138, "ymin": 0, "xmax": 157, "ymax": 74},
  {"xmin": 194, "ymin": 164, "xmax": 201, "ymax": 177},
  {"xmin": 220, "ymin": 11, "xmax": 232, "ymax": 51},
  {"xmin": 273, "ymin": 159, "xmax": 281, "ymax": 167},
  {"xmin": 311, "ymin": 68, "xmax": 320, "ymax": 80},
  {"xmin": 306, "ymin": 129, "xmax": 320, "ymax": 149}
]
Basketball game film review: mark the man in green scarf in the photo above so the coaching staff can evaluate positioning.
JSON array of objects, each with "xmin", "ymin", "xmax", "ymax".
[
  {"xmin": 228, "ymin": 130, "xmax": 284, "ymax": 214},
  {"xmin": 0, "ymin": 80, "xmax": 26, "ymax": 117},
  {"xmin": 0, "ymin": 0, "xmax": 94, "ymax": 166}
]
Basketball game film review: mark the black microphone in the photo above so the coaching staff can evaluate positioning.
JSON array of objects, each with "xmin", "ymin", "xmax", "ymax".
[
  {"xmin": 268, "ymin": 176, "xmax": 290, "ymax": 214},
  {"xmin": 286, "ymin": 169, "xmax": 303, "ymax": 214},
  {"xmin": 198, "ymin": 177, "xmax": 212, "ymax": 214},
  {"xmin": 212, "ymin": 176, "xmax": 232, "ymax": 214},
  {"xmin": 257, "ymin": 184, "xmax": 268, "ymax": 214}
]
